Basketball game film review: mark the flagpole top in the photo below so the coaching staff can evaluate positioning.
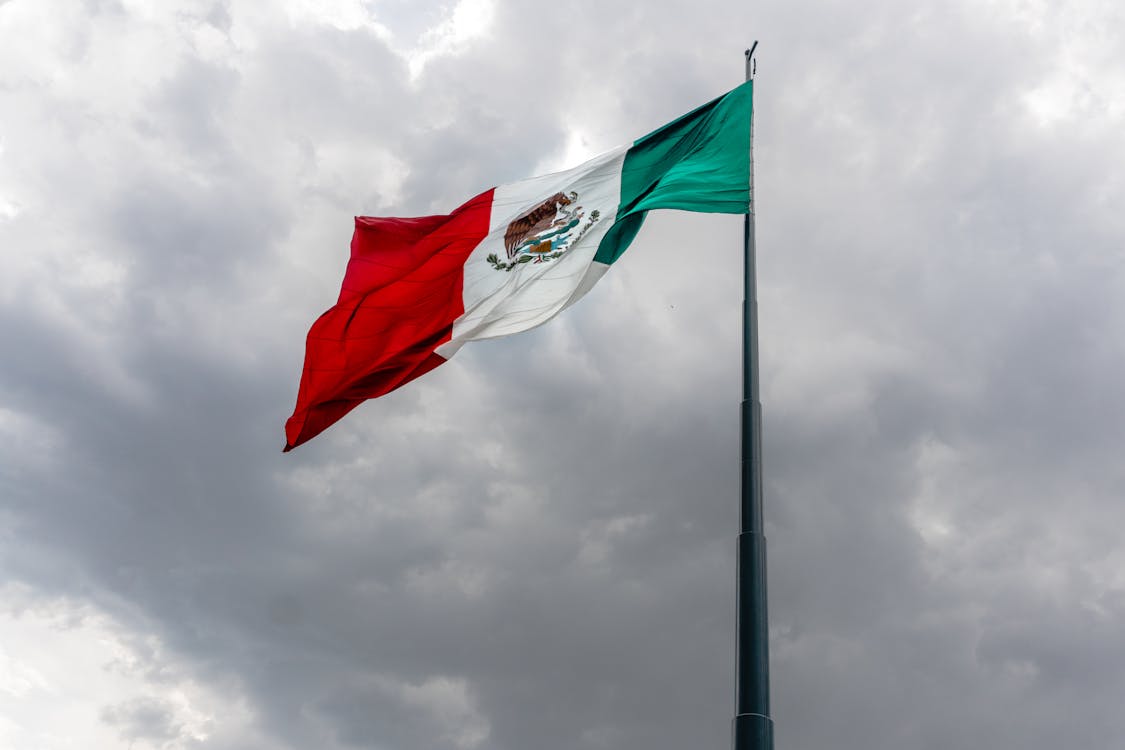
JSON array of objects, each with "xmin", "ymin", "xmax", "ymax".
[{"xmin": 744, "ymin": 42, "xmax": 758, "ymax": 81}]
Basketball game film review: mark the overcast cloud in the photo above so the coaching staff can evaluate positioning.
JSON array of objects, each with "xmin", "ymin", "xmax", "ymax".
[{"xmin": 2, "ymin": 0, "xmax": 1125, "ymax": 748}]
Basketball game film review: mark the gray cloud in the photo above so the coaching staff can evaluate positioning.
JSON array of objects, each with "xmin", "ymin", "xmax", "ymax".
[
  {"xmin": 101, "ymin": 697, "xmax": 189, "ymax": 745},
  {"xmin": 2, "ymin": 0, "xmax": 1124, "ymax": 748}
]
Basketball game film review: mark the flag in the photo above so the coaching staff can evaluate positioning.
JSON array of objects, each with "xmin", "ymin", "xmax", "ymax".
[{"xmin": 284, "ymin": 81, "xmax": 753, "ymax": 451}]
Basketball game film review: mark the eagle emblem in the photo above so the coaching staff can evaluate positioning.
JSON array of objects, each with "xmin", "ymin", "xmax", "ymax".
[{"xmin": 486, "ymin": 191, "xmax": 601, "ymax": 272}]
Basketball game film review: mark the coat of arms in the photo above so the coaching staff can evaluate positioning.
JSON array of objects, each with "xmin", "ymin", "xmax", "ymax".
[{"xmin": 486, "ymin": 191, "xmax": 601, "ymax": 272}]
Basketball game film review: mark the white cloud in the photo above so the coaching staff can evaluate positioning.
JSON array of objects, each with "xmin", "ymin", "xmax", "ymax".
[
  {"xmin": 283, "ymin": 0, "xmax": 393, "ymax": 38},
  {"xmin": 0, "ymin": 587, "xmax": 257, "ymax": 750},
  {"xmin": 404, "ymin": 0, "xmax": 495, "ymax": 81},
  {"xmin": 270, "ymin": 0, "xmax": 495, "ymax": 81}
]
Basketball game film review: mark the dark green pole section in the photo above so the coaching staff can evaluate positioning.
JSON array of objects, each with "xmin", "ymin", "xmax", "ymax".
[{"xmin": 733, "ymin": 43, "xmax": 774, "ymax": 750}]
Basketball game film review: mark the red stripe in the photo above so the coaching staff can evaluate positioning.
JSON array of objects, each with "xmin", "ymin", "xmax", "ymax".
[{"xmin": 284, "ymin": 189, "xmax": 494, "ymax": 450}]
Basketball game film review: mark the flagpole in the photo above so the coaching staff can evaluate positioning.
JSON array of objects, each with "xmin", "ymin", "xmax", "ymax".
[{"xmin": 733, "ymin": 42, "xmax": 774, "ymax": 750}]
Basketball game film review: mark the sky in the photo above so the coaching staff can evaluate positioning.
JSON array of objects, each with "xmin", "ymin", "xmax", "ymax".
[{"xmin": 2, "ymin": 0, "xmax": 1125, "ymax": 748}]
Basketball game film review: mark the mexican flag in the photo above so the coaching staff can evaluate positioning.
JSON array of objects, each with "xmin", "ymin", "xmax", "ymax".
[{"xmin": 285, "ymin": 81, "xmax": 753, "ymax": 450}]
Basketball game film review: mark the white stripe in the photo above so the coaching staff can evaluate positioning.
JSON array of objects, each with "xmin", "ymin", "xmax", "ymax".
[{"xmin": 435, "ymin": 145, "xmax": 627, "ymax": 358}]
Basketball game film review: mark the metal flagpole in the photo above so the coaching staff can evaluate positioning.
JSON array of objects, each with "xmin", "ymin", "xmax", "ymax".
[{"xmin": 733, "ymin": 42, "xmax": 774, "ymax": 750}]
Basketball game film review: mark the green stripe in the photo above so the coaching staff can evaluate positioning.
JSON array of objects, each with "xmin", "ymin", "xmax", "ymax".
[{"xmin": 594, "ymin": 80, "xmax": 753, "ymax": 265}]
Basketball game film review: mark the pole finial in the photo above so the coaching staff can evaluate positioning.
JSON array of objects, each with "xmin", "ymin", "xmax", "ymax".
[{"xmin": 745, "ymin": 41, "xmax": 759, "ymax": 81}]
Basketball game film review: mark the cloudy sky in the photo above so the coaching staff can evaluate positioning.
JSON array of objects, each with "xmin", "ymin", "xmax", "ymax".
[{"xmin": 3, "ymin": 0, "xmax": 1125, "ymax": 748}]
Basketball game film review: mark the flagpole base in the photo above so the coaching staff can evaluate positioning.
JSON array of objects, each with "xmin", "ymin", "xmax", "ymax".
[{"xmin": 732, "ymin": 712, "xmax": 774, "ymax": 750}]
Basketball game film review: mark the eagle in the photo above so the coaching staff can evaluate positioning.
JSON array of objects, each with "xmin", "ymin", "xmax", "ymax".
[{"xmin": 504, "ymin": 191, "xmax": 577, "ymax": 259}]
